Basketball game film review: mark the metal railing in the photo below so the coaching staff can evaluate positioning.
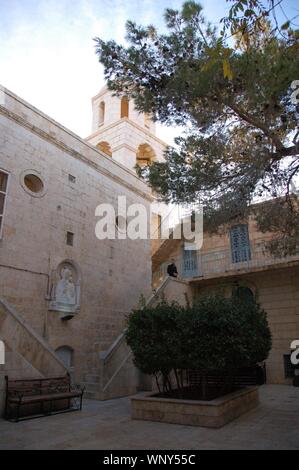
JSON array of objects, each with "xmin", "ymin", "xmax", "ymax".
[
  {"xmin": 153, "ymin": 240, "xmax": 299, "ymax": 285},
  {"xmin": 153, "ymin": 262, "xmax": 169, "ymax": 288},
  {"xmin": 180, "ymin": 240, "xmax": 299, "ymax": 280}
]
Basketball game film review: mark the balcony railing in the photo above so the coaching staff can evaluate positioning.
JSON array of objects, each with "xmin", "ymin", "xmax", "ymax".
[
  {"xmin": 181, "ymin": 241, "xmax": 299, "ymax": 279},
  {"xmin": 153, "ymin": 241, "xmax": 299, "ymax": 286}
]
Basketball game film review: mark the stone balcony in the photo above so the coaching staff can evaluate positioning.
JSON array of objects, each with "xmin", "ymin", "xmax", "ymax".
[{"xmin": 153, "ymin": 240, "xmax": 299, "ymax": 287}]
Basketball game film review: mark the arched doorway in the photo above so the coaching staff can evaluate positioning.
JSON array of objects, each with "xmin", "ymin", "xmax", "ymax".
[
  {"xmin": 234, "ymin": 286, "xmax": 255, "ymax": 302},
  {"xmin": 56, "ymin": 346, "xmax": 74, "ymax": 369}
]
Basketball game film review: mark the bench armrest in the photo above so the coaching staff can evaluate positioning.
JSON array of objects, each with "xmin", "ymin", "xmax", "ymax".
[
  {"xmin": 70, "ymin": 383, "xmax": 85, "ymax": 394},
  {"xmin": 7, "ymin": 390, "xmax": 24, "ymax": 401}
]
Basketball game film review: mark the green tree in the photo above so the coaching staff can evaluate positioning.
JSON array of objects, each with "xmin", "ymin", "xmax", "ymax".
[
  {"xmin": 126, "ymin": 296, "xmax": 271, "ymax": 399},
  {"xmin": 125, "ymin": 301, "xmax": 185, "ymax": 392},
  {"xmin": 95, "ymin": 1, "xmax": 299, "ymax": 255}
]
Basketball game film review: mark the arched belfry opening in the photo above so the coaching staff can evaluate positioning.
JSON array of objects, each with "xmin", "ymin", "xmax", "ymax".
[
  {"xmin": 136, "ymin": 143, "xmax": 156, "ymax": 166},
  {"xmin": 99, "ymin": 101, "xmax": 105, "ymax": 126},
  {"xmin": 120, "ymin": 96, "xmax": 129, "ymax": 118},
  {"xmin": 96, "ymin": 141, "xmax": 112, "ymax": 157}
]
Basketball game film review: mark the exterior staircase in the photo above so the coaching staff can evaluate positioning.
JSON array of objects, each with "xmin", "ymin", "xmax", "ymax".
[
  {"xmin": 152, "ymin": 232, "xmax": 181, "ymax": 272},
  {"xmin": 0, "ymin": 297, "xmax": 68, "ymax": 414},
  {"xmin": 81, "ymin": 276, "xmax": 192, "ymax": 400}
]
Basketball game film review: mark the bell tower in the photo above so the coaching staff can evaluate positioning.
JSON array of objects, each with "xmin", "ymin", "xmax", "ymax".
[{"xmin": 85, "ymin": 85, "xmax": 167, "ymax": 171}]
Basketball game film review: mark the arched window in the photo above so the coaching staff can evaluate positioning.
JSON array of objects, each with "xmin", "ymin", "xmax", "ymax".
[
  {"xmin": 136, "ymin": 143, "xmax": 156, "ymax": 166},
  {"xmin": 234, "ymin": 286, "xmax": 255, "ymax": 302},
  {"xmin": 96, "ymin": 141, "xmax": 112, "ymax": 157},
  {"xmin": 120, "ymin": 96, "xmax": 129, "ymax": 118},
  {"xmin": 55, "ymin": 346, "xmax": 74, "ymax": 368},
  {"xmin": 99, "ymin": 101, "xmax": 105, "ymax": 126}
]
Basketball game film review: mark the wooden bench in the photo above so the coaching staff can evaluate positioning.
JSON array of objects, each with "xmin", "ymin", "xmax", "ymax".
[{"xmin": 5, "ymin": 374, "xmax": 85, "ymax": 422}]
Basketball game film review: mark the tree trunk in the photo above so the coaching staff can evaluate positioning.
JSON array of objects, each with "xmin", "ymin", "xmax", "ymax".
[{"xmin": 201, "ymin": 375, "xmax": 207, "ymax": 400}]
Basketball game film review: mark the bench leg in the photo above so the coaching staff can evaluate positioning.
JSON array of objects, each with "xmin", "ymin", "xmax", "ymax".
[{"xmin": 80, "ymin": 394, "xmax": 83, "ymax": 411}]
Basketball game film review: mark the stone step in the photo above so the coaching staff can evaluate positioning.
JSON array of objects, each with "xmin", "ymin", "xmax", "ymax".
[
  {"xmin": 84, "ymin": 391, "xmax": 97, "ymax": 400},
  {"xmin": 82, "ymin": 382, "xmax": 99, "ymax": 393},
  {"xmin": 84, "ymin": 374, "xmax": 101, "ymax": 383}
]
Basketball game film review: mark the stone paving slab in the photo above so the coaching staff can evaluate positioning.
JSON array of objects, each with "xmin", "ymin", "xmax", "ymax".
[{"xmin": 0, "ymin": 385, "xmax": 298, "ymax": 450}]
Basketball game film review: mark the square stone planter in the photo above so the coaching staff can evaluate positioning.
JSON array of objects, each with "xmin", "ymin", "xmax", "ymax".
[{"xmin": 131, "ymin": 386, "xmax": 259, "ymax": 428}]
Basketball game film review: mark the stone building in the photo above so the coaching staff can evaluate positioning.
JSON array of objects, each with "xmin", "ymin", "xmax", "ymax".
[
  {"xmin": 0, "ymin": 85, "xmax": 166, "ymax": 410},
  {"xmin": 0, "ymin": 82, "xmax": 298, "ymax": 415},
  {"xmin": 152, "ymin": 213, "xmax": 299, "ymax": 384}
]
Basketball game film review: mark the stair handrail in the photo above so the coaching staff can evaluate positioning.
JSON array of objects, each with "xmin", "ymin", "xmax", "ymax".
[{"xmin": 0, "ymin": 297, "xmax": 69, "ymax": 373}]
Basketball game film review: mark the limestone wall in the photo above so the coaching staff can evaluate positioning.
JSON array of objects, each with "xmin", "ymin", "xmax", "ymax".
[
  {"xmin": 150, "ymin": 277, "xmax": 193, "ymax": 307},
  {"xmin": 0, "ymin": 298, "xmax": 68, "ymax": 414},
  {"xmin": 0, "ymin": 86, "xmax": 152, "ymax": 385},
  {"xmin": 193, "ymin": 267, "xmax": 299, "ymax": 384}
]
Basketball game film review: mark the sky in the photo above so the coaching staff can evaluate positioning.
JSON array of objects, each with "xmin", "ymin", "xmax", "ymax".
[{"xmin": 0, "ymin": 0, "xmax": 298, "ymax": 143}]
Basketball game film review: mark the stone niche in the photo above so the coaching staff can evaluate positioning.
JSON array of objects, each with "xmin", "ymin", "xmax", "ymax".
[{"xmin": 48, "ymin": 260, "xmax": 81, "ymax": 320}]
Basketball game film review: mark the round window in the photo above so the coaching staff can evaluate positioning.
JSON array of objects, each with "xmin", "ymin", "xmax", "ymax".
[
  {"xmin": 21, "ymin": 170, "xmax": 46, "ymax": 197},
  {"xmin": 24, "ymin": 174, "xmax": 44, "ymax": 193}
]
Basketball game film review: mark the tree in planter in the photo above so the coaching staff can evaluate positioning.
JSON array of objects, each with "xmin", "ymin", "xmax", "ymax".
[
  {"xmin": 95, "ymin": 1, "xmax": 299, "ymax": 256},
  {"xmin": 181, "ymin": 294, "xmax": 272, "ymax": 398},
  {"xmin": 126, "ymin": 295, "xmax": 271, "ymax": 400},
  {"xmin": 125, "ymin": 300, "xmax": 186, "ymax": 393}
]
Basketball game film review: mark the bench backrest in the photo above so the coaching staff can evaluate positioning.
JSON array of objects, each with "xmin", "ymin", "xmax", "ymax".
[{"xmin": 5, "ymin": 375, "xmax": 70, "ymax": 397}]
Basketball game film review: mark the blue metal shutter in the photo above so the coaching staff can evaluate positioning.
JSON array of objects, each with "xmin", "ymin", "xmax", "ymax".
[
  {"xmin": 230, "ymin": 224, "xmax": 251, "ymax": 263},
  {"xmin": 182, "ymin": 249, "xmax": 199, "ymax": 277}
]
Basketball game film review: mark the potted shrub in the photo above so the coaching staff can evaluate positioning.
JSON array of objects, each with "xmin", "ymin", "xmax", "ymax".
[{"xmin": 126, "ymin": 294, "xmax": 272, "ymax": 427}]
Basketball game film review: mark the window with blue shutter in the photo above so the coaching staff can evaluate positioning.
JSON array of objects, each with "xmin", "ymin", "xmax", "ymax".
[
  {"xmin": 182, "ymin": 248, "xmax": 199, "ymax": 278},
  {"xmin": 230, "ymin": 224, "xmax": 251, "ymax": 263}
]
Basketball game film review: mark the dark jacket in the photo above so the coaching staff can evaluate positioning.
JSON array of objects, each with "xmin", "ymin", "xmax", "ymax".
[{"xmin": 167, "ymin": 263, "xmax": 178, "ymax": 277}]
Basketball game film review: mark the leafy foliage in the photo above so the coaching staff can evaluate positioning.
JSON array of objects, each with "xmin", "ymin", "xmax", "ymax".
[
  {"xmin": 125, "ymin": 295, "xmax": 271, "ymax": 397},
  {"xmin": 95, "ymin": 1, "xmax": 299, "ymax": 255}
]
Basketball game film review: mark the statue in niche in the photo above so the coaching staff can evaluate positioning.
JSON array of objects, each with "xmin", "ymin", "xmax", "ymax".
[
  {"xmin": 48, "ymin": 261, "xmax": 81, "ymax": 319},
  {"xmin": 56, "ymin": 267, "xmax": 76, "ymax": 306}
]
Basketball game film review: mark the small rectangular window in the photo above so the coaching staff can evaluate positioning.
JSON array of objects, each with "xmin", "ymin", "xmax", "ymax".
[
  {"xmin": 0, "ymin": 170, "xmax": 9, "ymax": 238},
  {"xmin": 66, "ymin": 231, "xmax": 74, "ymax": 246},
  {"xmin": 68, "ymin": 174, "xmax": 76, "ymax": 183}
]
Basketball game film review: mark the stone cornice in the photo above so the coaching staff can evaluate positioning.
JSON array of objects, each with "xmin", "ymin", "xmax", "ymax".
[
  {"xmin": 0, "ymin": 89, "xmax": 153, "ymax": 202},
  {"xmin": 112, "ymin": 143, "xmax": 136, "ymax": 153},
  {"xmin": 86, "ymin": 117, "xmax": 168, "ymax": 149},
  {"xmin": 91, "ymin": 85, "xmax": 108, "ymax": 103}
]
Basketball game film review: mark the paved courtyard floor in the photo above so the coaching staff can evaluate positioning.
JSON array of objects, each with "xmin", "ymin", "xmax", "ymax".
[{"xmin": 0, "ymin": 385, "xmax": 298, "ymax": 450}]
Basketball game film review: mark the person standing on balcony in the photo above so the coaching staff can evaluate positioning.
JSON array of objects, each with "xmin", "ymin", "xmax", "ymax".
[{"xmin": 167, "ymin": 259, "xmax": 178, "ymax": 278}]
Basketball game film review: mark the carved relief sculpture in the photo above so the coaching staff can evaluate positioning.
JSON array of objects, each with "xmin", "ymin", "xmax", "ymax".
[{"xmin": 49, "ymin": 261, "xmax": 81, "ymax": 319}]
